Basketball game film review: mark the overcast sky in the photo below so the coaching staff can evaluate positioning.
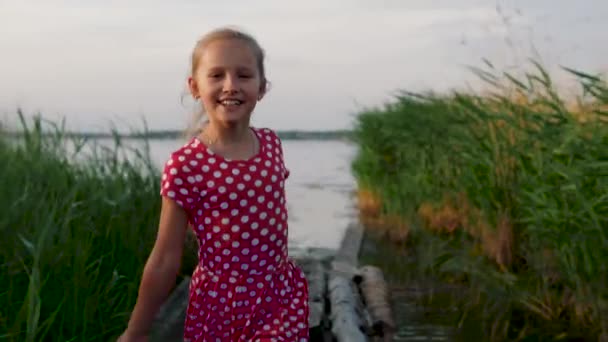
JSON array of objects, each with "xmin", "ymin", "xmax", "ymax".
[{"xmin": 1, "ymin": 0, "xmax": 607, "ymax": 132}]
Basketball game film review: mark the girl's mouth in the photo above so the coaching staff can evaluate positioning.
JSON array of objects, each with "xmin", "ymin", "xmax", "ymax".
[{"xmin": 218, "ymin": 99, "xmax": 243, "ymax": 106}]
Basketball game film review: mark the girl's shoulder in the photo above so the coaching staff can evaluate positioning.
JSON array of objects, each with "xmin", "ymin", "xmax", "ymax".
[
  {"xmin": 159, "ymin": 138, "xmax": 205, "ymax": 209},
  {"xmin": 253, "ymin": 127, "xmax": 283, "ymax": 148}
]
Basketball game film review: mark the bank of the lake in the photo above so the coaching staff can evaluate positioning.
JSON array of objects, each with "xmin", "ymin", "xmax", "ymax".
[
  {"xmin": 351, "ymin": 62, "xmax": 608, "ymax": 341},
  {"xmin": 0, "ymin": 118, "xmax": 357, "ymax": 342}
]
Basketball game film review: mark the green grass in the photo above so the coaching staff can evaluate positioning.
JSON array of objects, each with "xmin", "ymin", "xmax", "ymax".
[
  {"xmin": 0, "ymin": 113, "xmax": 195, "ymax": 341},
  {"xmin": 352, "ymin": 60, "xmax": 608, "ymax": 340}
]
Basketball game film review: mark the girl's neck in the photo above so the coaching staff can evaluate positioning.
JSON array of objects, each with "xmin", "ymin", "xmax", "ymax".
[{"xmin": 201, "ymin": 120, "xmax": 251, "ymax": 145}]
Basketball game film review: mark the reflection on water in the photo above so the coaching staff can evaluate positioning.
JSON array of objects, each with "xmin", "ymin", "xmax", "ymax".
[
  {"xmin": 103, "ymin": 138, "xmax": 358, "ymax": 255},
  {"xmin": 281, "ymin": 140, "xmax": 358, "ymax": 254}
]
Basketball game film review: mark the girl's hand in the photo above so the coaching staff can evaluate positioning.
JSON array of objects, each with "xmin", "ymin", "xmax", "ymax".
[{"xmin": 116, "ymin": 330, "xmax": 149, "ymax": 342}]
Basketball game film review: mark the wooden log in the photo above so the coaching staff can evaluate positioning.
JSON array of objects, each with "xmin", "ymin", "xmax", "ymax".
[
  {"xmin": 358, "ymin": 266, "xmax": 396, "ymax": 337},
  {"xmin": 150, "ymin": 276, "xmax": 191, "ymax": 342},
  {"xmin": 333, "ymin": 222, "xmax": 364, "ymax": 267},
  {"xmin": 328, "ymin": 274, "xmax": 368, "ymax": 342}
]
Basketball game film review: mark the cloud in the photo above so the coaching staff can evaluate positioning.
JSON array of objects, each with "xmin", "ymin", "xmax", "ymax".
[{"xmin": 1, "ymin": 0, "xmax": 607, "ymax": 131}]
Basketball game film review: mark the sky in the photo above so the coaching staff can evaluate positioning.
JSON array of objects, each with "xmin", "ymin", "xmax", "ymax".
[{"xmin": 1, "ymin": 0, "xmax": 607, "ymax": 132}]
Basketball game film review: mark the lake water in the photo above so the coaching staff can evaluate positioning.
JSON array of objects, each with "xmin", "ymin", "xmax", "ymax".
[{"xmin": 120, "ymin": 138, "xmax": 359, "ymax": 256}]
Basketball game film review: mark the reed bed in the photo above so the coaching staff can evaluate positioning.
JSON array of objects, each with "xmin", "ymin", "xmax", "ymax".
[
  {"xmin": 0, "ymin": 113, "xmax": 196, "ymax": 341},
  {"xmin": 352, "ymin": 61, "xmax": 608, "ymax": 340}
]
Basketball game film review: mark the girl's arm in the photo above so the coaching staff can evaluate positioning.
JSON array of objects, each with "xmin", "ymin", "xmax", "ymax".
[{"xmin": 121, "ymin": 197, "xmax": 189, "ymax": 338}]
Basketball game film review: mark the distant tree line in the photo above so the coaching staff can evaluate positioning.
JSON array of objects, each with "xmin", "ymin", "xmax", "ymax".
[{"xmin": 2, "ymin": 129, "xmax": 353, "ymax": 141}]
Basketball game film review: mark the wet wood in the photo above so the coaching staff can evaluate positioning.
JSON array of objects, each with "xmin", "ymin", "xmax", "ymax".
[
  {"xmin": 150, "ymin": 276, "xmax": 190, "ymax": 342},
  {"xmin": 333, "ymin": 222, "xmax": 364, "ymax": 267},
  {"xmin": 358, "ymin": 265, "xmax": 396, "ymax": 337},
  {"xmin": 328, "ymin": 274, "xmax": 368, "ymax": 342}
]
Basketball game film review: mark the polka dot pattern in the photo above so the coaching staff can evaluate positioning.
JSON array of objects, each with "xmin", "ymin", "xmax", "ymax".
[{"xmin": 160, "ymin": 128, "xmax": 309, "ymax": 341}]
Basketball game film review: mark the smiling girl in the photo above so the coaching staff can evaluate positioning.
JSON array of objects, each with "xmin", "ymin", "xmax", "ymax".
[{"xmin": 117, "ymin": 27, "xmax": 309, "ymax": 342}]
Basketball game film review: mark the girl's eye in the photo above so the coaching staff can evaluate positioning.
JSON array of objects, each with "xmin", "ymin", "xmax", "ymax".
[{"xmin": 239, "ymin": 74, "xmax": 252, "ymax": 79}]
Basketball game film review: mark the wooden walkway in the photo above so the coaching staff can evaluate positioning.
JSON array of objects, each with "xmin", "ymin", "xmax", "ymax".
[{"xmin": 149, "ymin": 223, "xmax": 395, "ymax": 342}]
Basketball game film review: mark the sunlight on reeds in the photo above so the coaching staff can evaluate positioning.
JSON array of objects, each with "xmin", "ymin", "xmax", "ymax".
[{"xmin": 351, "ymin": 60, "xmax": 608, "ymax": 340}]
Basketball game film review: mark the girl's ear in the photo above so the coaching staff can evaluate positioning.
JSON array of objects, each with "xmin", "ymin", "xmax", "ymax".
[
  {"xmin": 258, "ymin": 80, "xmax": 269, "ymax": 101},
  {"xmin": 188, "ymin": 77, "xmax": 199, "ymax": 99}
]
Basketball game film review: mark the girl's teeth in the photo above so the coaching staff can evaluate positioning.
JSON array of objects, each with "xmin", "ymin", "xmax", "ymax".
[{"xmin": 221, "ymin": 100, "xmax": 240, "ymax": 105}]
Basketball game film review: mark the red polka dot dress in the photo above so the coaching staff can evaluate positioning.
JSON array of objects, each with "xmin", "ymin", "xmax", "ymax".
[{"xmin": 160, "ymin": 128, "xmax": 309, "ymax": 342}]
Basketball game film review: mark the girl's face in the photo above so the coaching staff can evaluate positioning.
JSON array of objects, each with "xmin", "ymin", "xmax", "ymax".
[{"xmin": 189, "ymin": 39, "xmax": 265, "ymax": 126}]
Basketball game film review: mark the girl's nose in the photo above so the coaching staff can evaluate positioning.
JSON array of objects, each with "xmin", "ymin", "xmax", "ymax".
[{"xmin": 222, "ymin": 74, "xmax": 238, "ymax": 92}]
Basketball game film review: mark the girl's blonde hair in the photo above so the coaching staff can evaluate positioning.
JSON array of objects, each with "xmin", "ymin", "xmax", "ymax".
[{"xmin": 184, "ymin": 27, "xmax": 268, "ymax": 138}]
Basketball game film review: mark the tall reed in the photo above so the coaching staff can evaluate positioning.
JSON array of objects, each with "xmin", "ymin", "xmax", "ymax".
[
  {"xmin": 352, "ymin": 61, "xmax": 608, "ymax": 340},
  {"xmin": 0, "ymin": 112, "xmax": 186, "ymax": 341}
]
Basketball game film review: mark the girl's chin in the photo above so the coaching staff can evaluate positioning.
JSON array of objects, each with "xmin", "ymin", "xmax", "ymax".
[{"xmin": 213, "ymin": 110, "xmax": 251, "ymax": 124}]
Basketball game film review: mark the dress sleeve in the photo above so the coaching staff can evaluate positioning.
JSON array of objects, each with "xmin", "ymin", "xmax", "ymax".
[{"xmin": 160, "ymin": 150, "xmax": 199, "ymax": 210}]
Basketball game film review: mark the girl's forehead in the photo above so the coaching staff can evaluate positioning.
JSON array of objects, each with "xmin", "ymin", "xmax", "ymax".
[{"xmin": 200, "ymin": 39, "xmax": 257, "ymax": 65}]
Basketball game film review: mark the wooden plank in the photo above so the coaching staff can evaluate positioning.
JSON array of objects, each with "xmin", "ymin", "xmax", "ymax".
[
  {"xmin": 328, "ymin": 274, "xmax": 368, "ymax": 342},
  {"xmin": 333, "ymin": 222, "xmax": 364, "ymax": 267},
  {"xmin": 358, "ymin": 266, "xmax": 396, "ymax": 337},
  {"xmin": 150, "ymin": 276, "xmax": 191, "ymax": 342}
]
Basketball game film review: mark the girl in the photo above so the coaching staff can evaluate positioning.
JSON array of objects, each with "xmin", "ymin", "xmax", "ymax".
[{"xmin": 117, "ymin": 27, "xmax": 309, "ymax": 342}]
